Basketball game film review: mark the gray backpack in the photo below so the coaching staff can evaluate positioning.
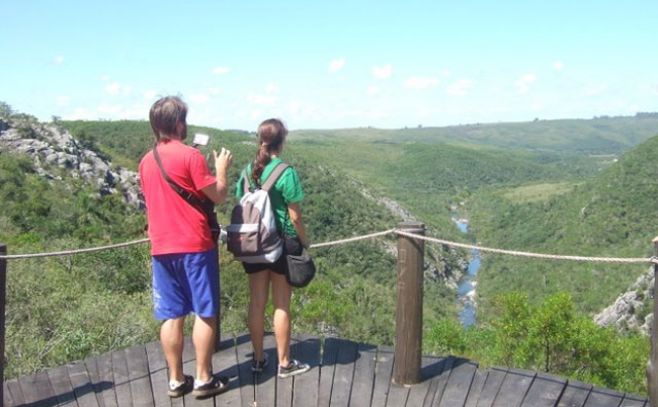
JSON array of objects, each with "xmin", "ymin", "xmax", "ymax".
[{"xmin": 227, "ymin": 163, "xmax": 289, "ymax": 263}]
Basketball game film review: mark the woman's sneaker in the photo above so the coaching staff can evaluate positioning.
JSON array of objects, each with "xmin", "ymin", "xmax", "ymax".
[
  {"xmin": 192, "ymin": 375, "xmax": 229, "ymax": 398},
  {"xmin": 278, "ymin": 359, "xmax": 310, "ymax": 378},
  {"xmin": 251, "ymin": 354, "xmax": 269, "ymax": 373},
  {"xmin": 167, "ymin": 375, "xmax": 193, "ymax": 398}
]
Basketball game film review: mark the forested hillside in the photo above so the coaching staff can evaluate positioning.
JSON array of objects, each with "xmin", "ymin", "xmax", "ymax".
[
  {"xmin": 469, "ymin": 134, "xmax": 658, "ymax": 317},
  {"xmin": 292, "ymin": 114, "xmax": 658, "ymax": 154}
]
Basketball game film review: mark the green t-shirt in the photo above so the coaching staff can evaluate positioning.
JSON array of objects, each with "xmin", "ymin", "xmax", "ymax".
[{"xmin": 235, "ymin": 157, "xmax": 304, "ymax": 237}]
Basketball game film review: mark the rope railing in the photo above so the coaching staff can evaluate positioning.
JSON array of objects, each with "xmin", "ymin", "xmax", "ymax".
[
  {"xmin": 0, "ymin": 228, "xmax": 654, "ymax": 264},
  {"xmin": 0, "ymin": 238, "xmax": 150, "ymax": 260},
  {"xmin": 394, "ymin": 230, "xmax": 654, "ymax": 264}
]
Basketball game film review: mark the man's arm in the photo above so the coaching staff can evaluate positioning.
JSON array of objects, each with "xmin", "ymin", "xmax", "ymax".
[{"xmin": 202, "ymin": 147, "xmax": 232, "ymax": 204}]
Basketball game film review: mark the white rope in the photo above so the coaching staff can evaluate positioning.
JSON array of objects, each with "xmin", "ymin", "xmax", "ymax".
[
  {"xmin": 0, "ymin": 228, "xmax": 654, "ymax": 265},
  {"xmin": 394, "ymin": 230, "xmax": 652, "ymax": 264},
  {"xmin": 0, "ymin": 238, "xmax": 150, "ymax": 260},
  {"xmin": 309, "ymin": 229, "xmax": 396, "ymax": 248}
]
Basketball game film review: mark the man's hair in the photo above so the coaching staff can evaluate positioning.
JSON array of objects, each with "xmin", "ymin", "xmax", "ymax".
[{"xmin": 149, "ymin": 96, "xmax": 188, "ymax": 141}]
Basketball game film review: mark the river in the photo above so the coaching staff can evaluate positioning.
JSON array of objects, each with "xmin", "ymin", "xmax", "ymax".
[{"xmin": 454, "ymin": 219, "xmax": 481, "ymax": 327}]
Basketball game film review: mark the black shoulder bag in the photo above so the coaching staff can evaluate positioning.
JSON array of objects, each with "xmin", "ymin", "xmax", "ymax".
[{"xmin": 152, "ymin": 144, "xmax": 220, "ymax": 242}]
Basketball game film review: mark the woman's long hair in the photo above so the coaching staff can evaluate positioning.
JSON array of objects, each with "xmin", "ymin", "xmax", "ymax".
[{"xmin": 252, "ymin": 118, "xmax": 287, "ymax": 185}]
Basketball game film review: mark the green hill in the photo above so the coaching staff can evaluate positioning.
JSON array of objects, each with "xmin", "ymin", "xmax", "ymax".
[
  {"xmin": 469, "ymin": 134, "xmax": 658, "ymax": 315},
  {"xmin": 292, "ymin": 114, "xmax": 658, "ymax": 154}
]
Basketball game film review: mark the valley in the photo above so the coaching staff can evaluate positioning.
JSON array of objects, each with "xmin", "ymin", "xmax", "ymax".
[{"xmin": 1, "ymin": 105, "xmax": 657, "ymax": 393}]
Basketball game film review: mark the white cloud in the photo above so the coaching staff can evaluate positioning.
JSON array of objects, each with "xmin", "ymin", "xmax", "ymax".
[
  {"xmin": 100, "ymin": 75, "xmax": 111, "ymax": 82},
  {"xmin": 250, "ymin": 110, "xmax": 263, "ymax": 120},
  {"xmin": 97, "ymin": 104, "xmax": 123, "ymax": 115},
  {"xmin": 372, "ymin": 64, "xmax": 393, "ymax": 79},
  {"xmin": 55, "ymin": 96, "xmax": 70, "ymax": 107},
  {"xmin": 404, "ymin": 76, "xmax": 439, "ymax": 89},
  {"xmin": 208, "ymin": 87, "xmax": 222, "ymax": 96},
  {"xmin": 65, "ymin": 107, "xmax": 94, "ymax": 120},
  {"xmin": 189, "ymin": 93, "xmax": 210, "ymax": 104},
  {"xmin": 105, "ymin": 82, "xmax": 132, "ymax": 96},
  {"xmin": 367, "ymin": 85, "xmax": 380, "ymax": 95},
  {"xmin": 288, "ymin": 101, "xmax": 302, "ymax": 115},
  {"xmin": 143, "ymin": 90, "xmax": 157, "ymax": 100},
  {"xmin": 515, "ymin": 73, "xmax": 536, "ymax": 94},
  {"xmin": 582, "ymin": 83, "xmax": 608, "ymax": 97},
  {"xmin": 212, "ymin": 66, "xmax": 231, "ymax": 75},
  {"xmin": 265, "ymin": 83, "xmax": 279, "ymax": 94},
  {"xmin": 248, "ymin": 93, "xmax": 277, "ymax": 105},
  {"xmin": 553, "ymin": 61, "xmax": 564, "ymax": 71},
  {"xmin": 328, "ymin": 58, "xmax": 346, "ymax": 73},
  {"xmin": 446, "ymin": 79, "xmax": 473, "ymax": 96},
  {"xmin": 53, "ymin": 56, "xmax": 64, "ymax": 65}
]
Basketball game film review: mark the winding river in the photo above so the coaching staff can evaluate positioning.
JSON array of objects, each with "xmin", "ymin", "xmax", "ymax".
[{"xmin": 454, "ymin": 219, "xmax": 481, "ymax": 327}]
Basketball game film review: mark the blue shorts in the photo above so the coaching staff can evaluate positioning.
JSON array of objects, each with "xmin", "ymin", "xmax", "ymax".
[{"xmin": 152, "ymin": 248, "xmax": 220, "ymax": 320}]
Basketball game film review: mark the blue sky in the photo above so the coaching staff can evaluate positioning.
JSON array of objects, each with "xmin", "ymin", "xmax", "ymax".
[{"xmin": 1, "ymin": 1, "xmax": 657, "ymax": 130}]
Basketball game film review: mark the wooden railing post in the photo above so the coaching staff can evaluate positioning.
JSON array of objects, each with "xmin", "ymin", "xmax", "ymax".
[
  {"xmin": 647, "ymin": 238, "xmax": 658, "ymax": 406},
  {"xmin": 393, "ymin": 222, "xmax": 425, "ymax": 386},
  {"xmin": 1, "ymin": 243, "xmax": 6, "ymax": 403}
]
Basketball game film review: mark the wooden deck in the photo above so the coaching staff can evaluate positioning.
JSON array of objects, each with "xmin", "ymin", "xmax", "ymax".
[{"xmin": 3, "ymin": 333, "xmax": 649, "ymax": 407}]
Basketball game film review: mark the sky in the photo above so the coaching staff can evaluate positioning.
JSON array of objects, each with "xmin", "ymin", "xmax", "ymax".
[{"xmin": 1, "ymin": 0, "xmax": 657, "ymax": 131}]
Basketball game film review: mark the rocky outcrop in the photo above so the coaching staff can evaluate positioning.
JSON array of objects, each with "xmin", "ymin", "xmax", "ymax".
[
  {"xmin": 0, "ymin": 117, "xmax": 143, "ymax": 208},
  {"xmin": 594, "ymin": 268, "xmax": 653, "ymax": 335},
  {"xmin": 355, "ymin": 180, "xmax": 467, "ymax": 289}
]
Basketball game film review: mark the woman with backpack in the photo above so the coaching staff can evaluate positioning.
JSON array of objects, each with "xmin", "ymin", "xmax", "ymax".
[{"xmin": 235, "ymin": 118, "xmax": 311, "ymax": 378}]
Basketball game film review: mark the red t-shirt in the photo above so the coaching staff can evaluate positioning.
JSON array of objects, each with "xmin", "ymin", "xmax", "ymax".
[{"xmin": 139, "ymin": 139, "xmax": 217, "ymax": 255}]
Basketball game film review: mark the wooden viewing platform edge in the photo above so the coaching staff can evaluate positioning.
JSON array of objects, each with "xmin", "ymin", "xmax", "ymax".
[{"xmin": 3, "ymin": 332, "xmax": 649, "ymax": 407}]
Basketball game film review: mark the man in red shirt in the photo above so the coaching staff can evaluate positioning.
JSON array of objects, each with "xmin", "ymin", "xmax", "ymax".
[{"xmin": 139, "ymin": 96, "xmax": 233, "ymax": 398}]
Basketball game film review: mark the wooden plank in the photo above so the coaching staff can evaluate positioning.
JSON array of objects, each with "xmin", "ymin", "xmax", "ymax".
[
  {"xmin": 235, "ymin": 332, "xmax": 257, "ymax": 407},
  {"xmin": 317, "ymin": 336, "xmax": 340, "ymax": 407},
  {"xmin": 370, "ymin": 346, "xmax": 394, "ymax": 406},
  {"xmin": 463, "ymin": 369, "xmax": 488, "ymax": 407},
  {"xmin": 83, "ymin": 356, "xmax": 105, "ymax": 407},
  {"xmin": 492, "ymin": 368, "xmax": 535, "ymax": 406},
  {"xmin": 145, "ymin": 340, "xmax": 173, "ymax": 407},
  {"xmin": 47, "ymin": 364, "xmax": 78, "ymax": 406},
  {"xmin": 96, "ymin": 351, "xmax": 119, "ymax": 407},
  {"xmin": 385, "ymin": 345, "xmax": 412, "ymax": 406},
  {"xmin": 326, "ymin": 337, "xmax": 358, "ymax": 406},
  {"xmin": 347, "ymin": 343, "xmax": 377, "ymax": 407},
  {"xmin": 181, "ymin": 336, "xmax": 214, "ymax": 407},
  {"xmin": 68, "ymin": 361, "xmax": 101, "ymax": 406},
  {"xmin": 291, "ymin": 333, "xmax": 321, "ymax": 407},
  {"xmin": 437, "ymin": 358, "xmax": 478, "ymax": 407},
  {"xmin": 583, "ymin": 386, "xmax": 624, "ymax": 407},
  {"xmin": 619, "ymin": 394, "xmax": 649, "ymax": 407},
  {"xmin": 211, "ymin": 333, "xmax": 242, "ymax": 406},
  {"xmin": 251, "ymin": 333, "xmax": 275, "ymax": 407},
  {"xmin": 475, "ymin": 367, "xmax": 508, "ymax": 407},
  {"xmin": 405, "ymin": 356, "xmax": 446, "ymax": 407},
  {"xmin": 125, "ymin": 345, "xmax": 156, "ymax": 406},
  {"xmin": 17, "ymin": 370, "xmax": 57, "ymax": 407},
  {"xmin": 557, "ymin": 380, "xmax": 592, "ymax": 407},
  {"xmin": 520, "ymin": 371, "xmax": 568, "ymax": 407},
  {"xmin": 4, "ymin": 378, "xmax": 26, "ymax": 407},
  {"xmin": 112, "ymin": 348, "xmax": 133, "ymax": 407},
  {"xmin": 425, "ymin": 356, "xmax": 454, "ymax": 406}
]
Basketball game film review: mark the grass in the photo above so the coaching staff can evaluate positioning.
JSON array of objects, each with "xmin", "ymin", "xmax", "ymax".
[{"xmin": 501, "ymin": 182, "xmax": 580, "ymax": 203}]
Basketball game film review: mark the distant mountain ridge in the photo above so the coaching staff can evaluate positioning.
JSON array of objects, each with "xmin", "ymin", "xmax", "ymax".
[{"xmin": 292, "ymin": 113, "xmax": 658, "ymax": 154}]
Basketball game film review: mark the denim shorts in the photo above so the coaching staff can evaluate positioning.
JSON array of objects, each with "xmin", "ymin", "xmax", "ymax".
[{"xmin": 152, "ymin": 247, "xmax": 220, "ymax": 320}]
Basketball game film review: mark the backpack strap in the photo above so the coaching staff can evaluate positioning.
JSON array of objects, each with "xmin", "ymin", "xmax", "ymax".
[
  {"xmin": 152, "ymin": 143, "xmax": 211, "ymax": 211},
  {"xmin": 241, "ymin": 168, "xmax": 252, "ymax": 193},
  {"xmin": 261, "ymin": 162, "xmax": 290, "ymax": 192}
]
